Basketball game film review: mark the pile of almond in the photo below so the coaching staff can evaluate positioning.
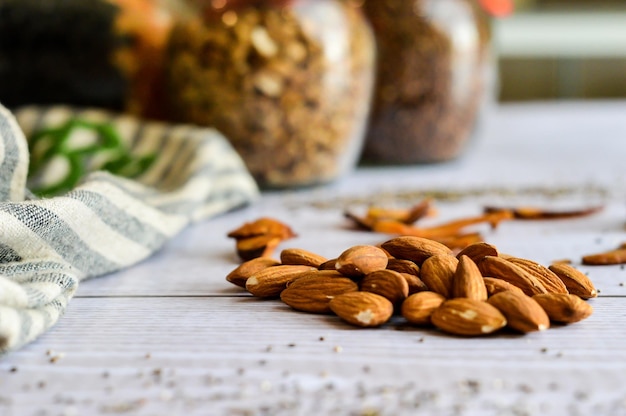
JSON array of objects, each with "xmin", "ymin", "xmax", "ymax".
[{"xmin": 226, "ymin": 236, "xmax": 596, "ymax": 336}]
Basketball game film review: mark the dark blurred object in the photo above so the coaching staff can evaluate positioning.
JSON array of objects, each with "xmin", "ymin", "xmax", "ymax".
[
  {"xmin": 361, "ymin": 0, "xmax": 494, "ymax": 164},
  {"xmin": 0, "ymin": 0, "xmax": 173, "ymax": 117}
]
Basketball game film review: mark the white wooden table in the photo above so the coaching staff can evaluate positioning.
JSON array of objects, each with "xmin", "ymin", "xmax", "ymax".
[{"xmin": 2, "ymin": 101, "xmax": 626, "ymax": 415}]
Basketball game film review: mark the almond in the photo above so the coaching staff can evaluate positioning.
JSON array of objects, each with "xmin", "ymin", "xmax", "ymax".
[
  {"xmin": 401, "ymin": 291, "xmax": 446, "ymax": 325},
  {"xmin": 431, "ymin": 298, "xmax": 507, "ymax": 336},
  {"xmin": 361, "ymin": 269, "xmax": 409, "ymax": 306},
  {"xmin": 318, "ymin": 258, "xmax": 338, "ymax": 270},
  {"xmin": 507, "ymin": 257, "xmax": 568, "ymax": 294},
  {"xmin": 582, "ymin": 247, "xmax": 626, "ymax": 265},
  {"xmin": 452, "ymin": 255, "xmax": 488, "ymax": 301},
  {"xmin": 381, "ymin": 236, "xmax": 453, "ymax": 265},
  {"xmin": 329, "ymin": 292, "xmax": 394, "ymax": 327},
  {"xmin": 226, "ymin": 257, "xmax": 281, "ymax": 288},
  {"xmin": 280, "ymin": 271, "xmax": 359, "ymax": 313},
  {"xmin": 245, "ymin": 265, "xmax": 315, "ymax": 298},
  {"xmin": 400, "ymin": 272, "xmax": 429, "ymax": 295},
  {"xmin": 478, "ymin": 256, "xmax": 548, "ymax": 296},
  {"xmin": 483, "ymin": 277, "xmax": 525, "ymax": 297},
  {"xmin": 420, "ymin": 254, "xmax": 458, "ymax": 298},
  {"xmin": 236, "ymin": 234, "xmax": 282, "ymax": 261},
  {"xmin": 533, "ymin": 293, "xmax": 593, "ymax": 323},
  {"xmin": 548, "ymin": 263, "xmax": 597, "ymax": 299},
  {"xmin": 488, "ymin": 291, "xmax": 550, "ymax": 333},
  {"xmin": 280, "ymin": 248, "xmax": 327, "ymax": 267},
  {"xmin": 335, "ymin": 245, "xmax": 389, "ymax": 277},
  {"xmin": 386, "ymin": 258, "xmax": 420, "ymax": 276},
  {"xmin": 456, "ymin": 242, "xmax": 498, "ymax": 265}
]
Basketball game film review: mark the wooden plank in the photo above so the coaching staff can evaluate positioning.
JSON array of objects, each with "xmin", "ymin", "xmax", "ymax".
[{"xmin": 1, "ymin": 297, "xmax": 623, "ymax": 415}]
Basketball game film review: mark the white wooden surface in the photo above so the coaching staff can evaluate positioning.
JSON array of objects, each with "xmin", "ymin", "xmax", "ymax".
[{"xmin": 2, "ymin": 101, "xmax": 626, "ymax": 415}]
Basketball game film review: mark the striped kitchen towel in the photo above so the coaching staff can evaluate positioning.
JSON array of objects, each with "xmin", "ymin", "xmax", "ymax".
[{"xmin": 0, "ymin": 104, "xmax": 259, "ymax": 354}]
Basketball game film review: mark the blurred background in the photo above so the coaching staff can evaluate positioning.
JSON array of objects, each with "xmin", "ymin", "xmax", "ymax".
[{"xmin": 497, "ymin": 0, "xmax": 626, "ymax": 101}]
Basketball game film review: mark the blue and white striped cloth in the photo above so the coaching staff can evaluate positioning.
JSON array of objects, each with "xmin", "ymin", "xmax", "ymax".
[{"xmin": 0, "ymin": 104, "xmax": 259, "ymax": 354}]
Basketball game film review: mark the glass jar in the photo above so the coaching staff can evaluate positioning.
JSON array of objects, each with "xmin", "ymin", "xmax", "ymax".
[
  {"xmin": 164, "ymin": 0, "xmax": 375, "ymax": 188},
  {"xmin": 361, "ymin": 0, "xmax": 494, "ymax": 164}
]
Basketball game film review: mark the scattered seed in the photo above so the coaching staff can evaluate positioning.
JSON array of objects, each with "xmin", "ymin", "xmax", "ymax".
[{"xmin": 333, "ymin": 345, "xmax": 343, "ymax": 353}]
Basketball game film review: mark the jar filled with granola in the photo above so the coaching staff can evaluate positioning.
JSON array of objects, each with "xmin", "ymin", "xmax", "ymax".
[
  {"xmin": 361, "ymin": 0, "xmax": 495, "ymax": 164},
  {"xmin": 164, "ymin": 0, "xmax": 375, "ymax": 188}
]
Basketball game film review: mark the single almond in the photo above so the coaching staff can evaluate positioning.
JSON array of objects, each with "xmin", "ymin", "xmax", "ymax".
[
  {"xmin": 280, "ymin": 271, "xmax": 359, "ymax": 313},
  {"xmin": 431, "ymin": 298, "xmax": 507, "ymax": 336},
  {"xmin": 478, "ymin": 256, "xmax": 548, "ymax": 296},
  {"xmin": 456, "ymin": 242, "xmax": 498, "ymax": 265},
  {"xmin": 487, "ymin": 291, "xmax": 550, "ymax": 333},
  {"xmin": 226, "ymin": 257, "xmax": 281, "ymax": 288},
  {"xmin": 401, "ymin": 291, "xmax": 446, "ymax": 325},
  {"xmin": 361, "ymin": 269, "xmax": 409, "ymax": 306},
  {"xmin": 227, "ymin": 217, "xmax": 296, "ymax": 240},
  {"xmin": 507, "ymin": 257, "xmax": 568, "ymax": 294},
  {"xmin": 452, "ymin": 255, "xmax": 488, "ymax": 301},
  {"xmin": 335, "ymin": 245, "xmax": 389, "ymax": 277},
  {"xmin": 386, "ymin": 258, "xmax": 420, "ymax": 276},
  {"xmin": 400, "ymin": 272, "xmax": 429, "ymax": 295},
  {"xmin": 533, "ymin": 293, "xmax": 593, "ymax": 323},
  {"xmin": 236, "ymin": 234, "xmax": 282, "ymax": 261},
  {"xmin": 420, "ymin": 254, "xmax": 459, "ymax": 298},
  {"xmin": 381, "ymin": 236, "xmax": 453, "ymax": 265},
  {"xmin": 548, "ymin": 263, "xmax": 597, "ymax": 299},
  {"xmin": 245, "ymin": 265, "xmax": 315, "ymax": 298},
  {"xmin": 483, "ymin": 277, "xmax": 525, "ymax": 297},
  {"xmin": 280, "ymin": 248, "xmax": 327, "ymax": 267},
  {"xmin": 582, "ymin": 247, "xmax": 626, "ymax": 265},
  {"xmin": 329, "ymin": 292, "xmax": 394, "ymax": 327}
]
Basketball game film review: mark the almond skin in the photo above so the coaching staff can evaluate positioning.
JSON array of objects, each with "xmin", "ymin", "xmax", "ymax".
[
  {"xmin": 478, "ymin": 256, "xmax": 548, "ymax": 296},
  {"xmin": 335, "ymin": 245, "xmax": 389, "ymax": 277},
  {"xmin": 381, "ymin": 236, "xmax": 453, "ymax": 265},
  {"xmin": 280, "ymin": 271, "xmax": 358, "ymax": 313},
  {"xmin": 420, "ymin": 254, "xmax": 458, "ymax": 298},
  {"xmin": 452, "ymin": 255, "xmax": 488, "ymax": 301},
  {"xmin": 431, "ymin": 298, "xmax": 507, "ymax": 336},
  {"xmin": 361, "ymin": 269, "xmax": 409, "ymax": 306},
  {"xmin": 548, "ymin": 263, "xmax": 597, "ymax": 299},
  {"xmin": 386, "ymin": 258, "xmax": 420, "ymax": 276},
  {"xmin": 245, "ymin": 265, "xmax": 316, "ymax": 298},
  {"xmin": 280, "ymin": 248, "xmax": 327, "ymax": 267},
  {"xmin": 226, "ymin": 257, "xmax": 281, "ymax": 288},
  {"xmin": 488, "ymin": 291, "xmax": 550, "ymax": 333},
  {"xmin": 456, "ymin": 242, "xmax": 498, "ymax": 265},
  {"xmin": 507, "ymin": 257, "xmax": 568, "ymax": 294},
  {"xmin": 329, "ymin": 292, "xmax": 394, "ymax": 327},
  {"xmin": 401, "ymin": 291, "xmax": 446, "ymax": 325},
  {"xmin": 483, "ymin": 277, "xmax": 525, "ymax": 297},
  {"xmin": 533, "ymin": 293, "xmax": 594, "ymax": 323}
]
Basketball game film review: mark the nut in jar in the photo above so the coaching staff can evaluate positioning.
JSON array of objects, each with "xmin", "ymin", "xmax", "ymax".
[{"xmin": 164, "ymin": 0, "xmax": 375, "ymax": 188}]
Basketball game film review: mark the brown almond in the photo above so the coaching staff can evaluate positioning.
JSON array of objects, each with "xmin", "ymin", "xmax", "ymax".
[
  {"xmin": 533, "ymin": 293, "xmax": 593, "ymax": 323},
  {"xmin": 318, "ymin": 258, "xmax": 338, "ymax": 270},
  {"xmin": 235, "ymin": 235, "xmax": 282, "ymax": 261},
  {"xmin": 420, "ymin": 254, "xmax": 459, "ymax": 298},
  {"xmin": 245, "ymin": 265, "xmax": 316, "ymax": 298},
  {"xmin": 431, "ymin": 298, "xmax": 507, "ymax": 336},
  {"xmin": 400, "ymin": 273, "xmax": 429, "ymax": 295},
  {"xmin": 456, "ymin": 242, "xmax": 498, "ymax": 265},
  {"xmin": 329, "ymin": 292, "xmax": 394, "ymax": 327},
  {"xmin": 280, "ymin": 248, "xmax": 327, "ymax": 267},
  {"xmin": 361, "ymin": 269, "xmax": 409, "ymax": 306},
  {"xmin": 488, "ymin": 291, "xmax": 550, "ymax": 333},
  {"xmin": 548, "ymin": 263, "xmax": 597, "ymax": 299},
  {"xmin": 386, "ymin": 258, "xmax": 420, "ymax": 276},
  {"xmin": 483, "ymin": 277, "xmax": 525, "ymax": 297},
  {"xmin": 335, "ymin": 245, "xmax": 389, "ymax": 277},
  {"xmin": 452, "ymin": 255, "xmax": 488, "ymax": 301},
  {"xmin": 280, "ymin": 272, "xmax": 359, "ymax": 313},
  {"xmin": 381, "ymin": 236, "xmax": 453, "ymax": 265},
  {"xmin": 582, "ymin": 247, "xmax": 626, "ymax": 265},
  {"xmin": 226, "ymin": 257, "xmax": 281, "ymax": 288},
  {"xmin": 401, "ymin": 291, "xmax": 446, "ymax": 325},
  {"xmin": 507, "ymin": 257, "xmax": 568, "ymax": 294},
  {"xmin": 227, "ymin": 217, "xmax": 296, "ymax": 240},
  {"xmin": 478, "ymin": 256, "xmax": 548, "ymax": 296}
]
